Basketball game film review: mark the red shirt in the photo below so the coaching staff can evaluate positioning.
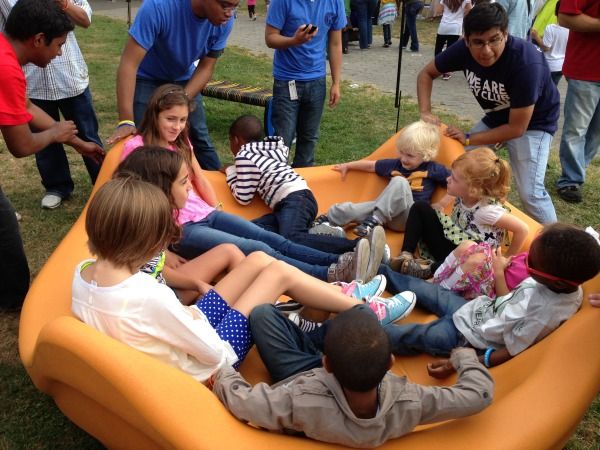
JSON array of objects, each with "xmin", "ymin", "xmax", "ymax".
[
  {"xmin": 560, "ymin": 0, "xmax": 600, "ymax": 81},
  {"xmin": 0, "ymin": 33, "xmax": 32, "ymax": 126}
]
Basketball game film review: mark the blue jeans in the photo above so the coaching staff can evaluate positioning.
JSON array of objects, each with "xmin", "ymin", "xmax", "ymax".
[
  {"xmin": 175, "ymin": 211, "xmax": 339, "ymax": 280},
  {"xmin": 401, "ymin": 1, "xmax": 423, "ymax": 51},
  {"xmin": 134, "ymin": 77, "xmax": 221, "ymax": 170},
  {"xmin": 271, "ymin": 77, "xmax": 326, "ymax": 168},
  {"xmin": 557, "ymin": 78, "xmax": 600, "ymax": 189},
  {"xmin": 351, "ymin": 0, "xmax": 376, "ymax": 49},
  {"xmin": 249, "ymin": 304, "xmax": 330, "ymax": 382},
  {"xmin": 0, "ymin": 189, "xmax": 29, "ymax": 310},
  {"xmin": 469, "ymin": 121, "xmax": 557, "ymax": 224},
  {"xmin": 378, "ymin": 266, "xmax": 468, "ymax": 356},
  {"xmin": 32, "ymin": 87, "xmax": 102, "ymax": 198},
  {"xmin": 252, "ymin": 190, "xmax": 357, "ymax": 254}
]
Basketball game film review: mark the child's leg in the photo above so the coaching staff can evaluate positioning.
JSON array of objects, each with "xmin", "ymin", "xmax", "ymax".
[
  {"xmin": 175, "ymin": 244, "xmax": 245, "ymax": 304},
  {"xmin": 327, "ymin": 200, "xmax": 376, "ymax": 227},
  {"xmin": 226, "ymin": 260, "xmax": 361, "ymax": 317},
  {"xmin": 401, "ymin": 201, "xmax": 455, "ymax": 262},
  {"xmin": 384, "ymin": 316, "xmax": 463, "ymax": 356},
  {"xmin": 369, "ymin": 176, "xmax": 414, "ymax": 232},
  {"xmin": 249, "ymin": 304, "xmax": 327, "ymax": 382}
]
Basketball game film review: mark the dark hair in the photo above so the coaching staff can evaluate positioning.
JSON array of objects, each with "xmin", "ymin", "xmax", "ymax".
[
  {"xmin": 554, "ymin": 0, "xmax": 561, "ymax": 17},
  {"xmin": 115, "ymin": 146, "xmax": 185, "ymax": 216},
  {"xmin": 86, "ymin": 177, "xmax": 179, "ymax": 271},
  {"xmin": 138, "ymin": 84, "xmax": 195, "ymax": 170},
  {"xmin": 463, "ymin": 2, "xmax": 508, "ymax": 37},
  {"xmin": 531, "ymin": 223, "xmax": 600, "ymax": 289},
  {"xmin": 443, "ymin": 0, "xmax": 463, "ymax": 13},
  {"xmin": 324, "ymin": 306, "xmax": 391, "ymax": 392},
  {"xmin": 5, "ymin": 0, "xmax": 74, "ymax": 44},
  {"xmin": 229, "ymin": 115, "xmax": 264, "ymax": 143}
]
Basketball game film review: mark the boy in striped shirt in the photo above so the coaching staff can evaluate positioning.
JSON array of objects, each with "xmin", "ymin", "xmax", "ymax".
[{"xmin": 225, "ymin": 115, "xmax": 381, "ymax": 259}]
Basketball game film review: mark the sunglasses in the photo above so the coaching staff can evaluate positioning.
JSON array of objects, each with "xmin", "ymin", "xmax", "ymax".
[{"xmin": 525, "ymin": 254, "xmax": 579, "ymax": 288}]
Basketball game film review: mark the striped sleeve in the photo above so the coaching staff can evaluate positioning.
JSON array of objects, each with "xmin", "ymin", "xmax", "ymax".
[{"xmin": 226, "ymin": 157, "xmax": 261, "ymax": 205}]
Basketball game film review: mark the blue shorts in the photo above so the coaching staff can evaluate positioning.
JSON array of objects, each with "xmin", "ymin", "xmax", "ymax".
[{"xmin": 196, "ymin": 290, "xmax": 253, "ymax": 367}]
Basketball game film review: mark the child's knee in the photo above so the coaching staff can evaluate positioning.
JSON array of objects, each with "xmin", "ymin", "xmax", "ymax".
[
  {"xmin": 246, "ymin": 250, "xmax": 275, "ymax": 266},
  {"xmin": 454, "ymin": 240, "xmax": 477, "ymax": 258},
  {"xmin": 461, "ymin": 252, "xmax": 487, "ymax": 273}
]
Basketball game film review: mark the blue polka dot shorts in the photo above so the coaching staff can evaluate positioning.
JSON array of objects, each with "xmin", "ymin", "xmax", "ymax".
[{"xmin": 196, "ymin": 290, "xmax": 253, "ymax": 368}]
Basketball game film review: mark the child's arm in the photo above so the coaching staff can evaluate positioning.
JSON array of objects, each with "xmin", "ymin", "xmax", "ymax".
[
  {"xmin": 494, "ymin": 212, "xmax": 529, "ymax": 256},
  {"xmin": 417, "ymin": 348, "xmax": 494, "ymax": 422},
  {"xmin": 225, "ymin": 158, "xmax": 260, "ymax": 205},
  {"xmin": 190, "ymin": 156, "xmax": 219, "ymax": 206},
  {"xmin": 332, "ymin": 160, "xmax": 376, "ymax": 180},
  {"xmin": 213, "ymin": 366, "xmax": 296, "ymax": 431},
  {"xmin": 492, "ymin": 247, "xmax": 511, "ymax": 297},
  {"xmin": 427, "ymin": 347, "xmax": 511, "ymax": 379}
]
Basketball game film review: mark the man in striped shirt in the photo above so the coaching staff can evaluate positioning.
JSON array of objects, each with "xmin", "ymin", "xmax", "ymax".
[{"xmin": 225, "ymin": 114, "xmax": 361, "ymax": 256}]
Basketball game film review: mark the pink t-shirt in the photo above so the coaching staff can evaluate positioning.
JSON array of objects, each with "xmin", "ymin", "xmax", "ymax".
[{"xmin": 121, "ymin": 135, "xmax": 215, "ymax": 225}]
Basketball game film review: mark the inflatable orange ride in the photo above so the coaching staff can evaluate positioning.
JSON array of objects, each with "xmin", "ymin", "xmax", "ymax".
[{"xmin": 19, "ymin": 132, "xmax": 600, "ymax": 449}]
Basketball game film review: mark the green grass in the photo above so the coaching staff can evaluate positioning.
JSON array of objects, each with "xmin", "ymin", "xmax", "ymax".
[{"xmin": 0, "ymin": 14, "xmax": 598, "ymax": 449}]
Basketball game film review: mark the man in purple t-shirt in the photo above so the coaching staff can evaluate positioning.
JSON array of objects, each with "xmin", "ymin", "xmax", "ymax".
[{"xmin": 416, "ymin": 2, "xmax": 559, "ymax": 224}]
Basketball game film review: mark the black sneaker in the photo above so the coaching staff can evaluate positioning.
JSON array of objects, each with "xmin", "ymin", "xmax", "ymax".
[
  {"xmin": 312, "ymin": 214, "xmax": 330, "ymax": 227},
  {"xmin": 354, "ymin": 215, "xmax": 383, "ymax": 237},
  {"xmin": 275, "ymin": 300, "xmax": 303, "ymax": 315},
  {"xmin": 289, "ymin": 313, "xmax": 322, "ymax": 333},
  {"xmin": 557, "ymin": 185, "xmax": 582, "ymax": 203}
]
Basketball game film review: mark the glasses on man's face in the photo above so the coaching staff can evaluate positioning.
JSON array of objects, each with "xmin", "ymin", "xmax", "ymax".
[
  {"xmin": 525, "ymin": 255, "xmax": 579, "ymax": 287},
  {"xmin": 468, "ymin": 33, "xmax": 505, "ymax": 49},
  {"xmin": 216, "ymin": 0, "xmax": 238, "ymax": 12}
]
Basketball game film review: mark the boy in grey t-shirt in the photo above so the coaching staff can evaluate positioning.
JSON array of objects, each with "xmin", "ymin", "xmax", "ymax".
[{"xmin": 381, "ymin": 223, "xmax": 600, "ymax": 376}]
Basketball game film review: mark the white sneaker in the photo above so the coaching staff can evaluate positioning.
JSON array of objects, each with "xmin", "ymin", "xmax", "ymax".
[{"xmin": 41, "ymin": 193, "xmax": 62, "ymax": 209}]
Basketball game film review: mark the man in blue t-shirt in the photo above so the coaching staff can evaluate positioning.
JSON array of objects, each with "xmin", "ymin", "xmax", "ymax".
[
  {"xmin": 108, "ymin": 0, "xmax": 237, "ymax": 170},
  {"xmin": 266, "ymin": 0, "xmax": 346, "ymax": 168},
  {"xmin": 417, "ymin": 2, "xmax": 559, "ymax": 224}
]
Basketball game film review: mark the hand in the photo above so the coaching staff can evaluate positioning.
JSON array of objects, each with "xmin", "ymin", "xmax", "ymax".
[
  {"xmin": 332, "ymin": 163, "xmax": 349, "ymax": 180},
  {"xmin": 491, "ymin": 246, "xmax": 511, "ymax": 274},
  {"xmin": 165, "ymin": 249, "xmax": 187, "ymax": 269},
  {"xmin": 444, "ymin": 125, "xmax": 466, "ymax": 144},
  {"xmin": 589, "ymin": 293, "xmax": 600, "ymax": 308},
  {"xmin": 293, "ymin": 24, "xmax": 318, "ymax": 45},
  {"xmin": 427, "ymin": 358, "xmax": 455, "ymax": 379},
  {"xmin": 74, "ymin": 140, "xmax": 105, "ymax": 165},
  {"xmin": 329, "ymin": 83, "xmax": 341, "ymax": 108},
  {"xmin": 107, "ymin": 124, "xmax": 136, "ymax": 145},
  {"xmin": 51, "ymin": 120, "xmax": 78, "ymax": 143},
  {"xmin": 420, "ymin": 111, "xmax": 441, "ymax": 125}
]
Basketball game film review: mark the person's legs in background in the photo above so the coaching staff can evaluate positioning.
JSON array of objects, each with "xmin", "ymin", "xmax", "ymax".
[
  {"xmin": 0, "ymin": 189, "xmax": 30, "ymax": 310},
  {"xmin": 293, "ymin": 78, "xmax": 326, "ymax": 168},
  {"xmin": 557, "ymin": 79, "xmax": 600, "ymax": 203},
  {"xmin": 351, "ymin": 0, "xmax": 370, "ymax": 49}
]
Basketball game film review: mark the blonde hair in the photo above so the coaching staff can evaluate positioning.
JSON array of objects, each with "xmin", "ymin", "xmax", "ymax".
[
  {"xmin": 452, "ymin": 147, "xmax": 511, "ymax": 201},
  {"xmin": 396, "ymin": 121, "xmax": 440, "ymax": 162},
  {"xmin": 86, "ymin": 177, "xmax": 180, "ymax": 271}
]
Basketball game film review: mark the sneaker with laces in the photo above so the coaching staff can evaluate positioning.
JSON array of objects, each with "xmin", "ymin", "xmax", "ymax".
[
  {"xmin": 556, "ymin": 185, "xmax": 582, "ymax": 203},
  {"xmin": 327, "ymin": 238, "xmax": 370, "ymax": 283},
  {"xmin": 353, "ymin": 215, "xmax": 383, "ymax": 237},
  {"xmin": 309, "ymin": 223, "xmax": 346, "ymax": 238},
  {"xmin": 382, "ymin": 244, "xmax": 391, "ymax": 265},
  {"xmin": 442, "ymin": 73, "xmax": 452, "ymax": 80},
  {"xmin": 401, "ymin": 258, "xmax": 433, "ymax": 279},
  {"xmin": 367, "ymin": 291, "xmax": 417, "ymax": 326},
  {"xmin": 365, "ymin": 225, "xmax": 386, "ymax": 281},
  {"xmin": 289, "ymin": 312, "xmax": 322, "ymax": 333},
  {"xmin": 275, "ymin": 300, "xmax": 303, "ymax": 315},
  {"xmin": 312, "ymin": 214, "xmax": 330, "ymax": 227},
  {"xmin": 342, "ymin": 274, "xmax": 387, "ymax": 300},
  {"xmin": 389, "ymin": 251, "xmax": 414, "ymax": 272}
]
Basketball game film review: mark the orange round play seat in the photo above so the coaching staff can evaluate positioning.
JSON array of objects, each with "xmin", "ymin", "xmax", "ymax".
[{"xmin": 19, "ymin": 131, "xmax": 600, "ymax": 449}]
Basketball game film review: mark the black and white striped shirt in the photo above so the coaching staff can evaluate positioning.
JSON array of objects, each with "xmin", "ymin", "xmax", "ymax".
[{"xmin": 225, "ymin": 136, "xmax": 309, "ymax": 209}]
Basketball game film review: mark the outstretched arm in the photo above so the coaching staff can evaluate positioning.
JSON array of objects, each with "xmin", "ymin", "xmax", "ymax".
[
  {"xmin": 495, "ymin": 212, "xmax": 529, "ymax": 256},
  {"xmin": 417, "ymin": 60, "xmax": 442, "ymax": 125},
  {"xmin": 332, "ymin": 160, "xmax": 377, "ymax": 180}
]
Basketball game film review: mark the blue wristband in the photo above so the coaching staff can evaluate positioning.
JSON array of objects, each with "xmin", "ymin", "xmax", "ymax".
[{"xmin": 484, "ymin": 347, "xmax": 495, "ymax": 368}]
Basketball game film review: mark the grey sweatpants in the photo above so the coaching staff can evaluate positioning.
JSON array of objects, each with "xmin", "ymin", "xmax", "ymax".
[{"xmin": 327, "ymin": 176, "xmax": 414, "ymax": 231}]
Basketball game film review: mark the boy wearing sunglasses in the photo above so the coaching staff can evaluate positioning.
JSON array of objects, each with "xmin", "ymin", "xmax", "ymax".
[{"xmin": 377, "ymin": 223, "xmax": 600, "ymax": 377}]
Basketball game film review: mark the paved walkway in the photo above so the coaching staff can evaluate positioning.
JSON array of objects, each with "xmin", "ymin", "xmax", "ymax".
[{"xmin": 90, "ymin": 1, "xmax": 566, "ymax": 133}]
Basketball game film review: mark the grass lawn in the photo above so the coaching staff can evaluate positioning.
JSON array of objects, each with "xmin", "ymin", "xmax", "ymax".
[{"xmin": 0, "ymin": 15, "xmax": 598, "ymax": 449}]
